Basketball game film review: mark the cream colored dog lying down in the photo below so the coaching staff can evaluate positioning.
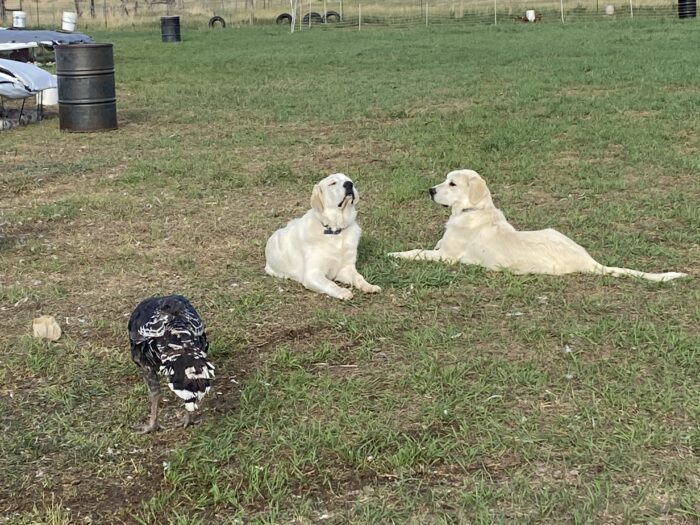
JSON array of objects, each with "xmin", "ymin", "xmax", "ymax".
[
  {"xmin": 265, "ymin": 173, "xmax": 381, "ymax": 300},
  {"xmin": 389, "ymin": 169, "xmax": 687, "ymax": 282}
]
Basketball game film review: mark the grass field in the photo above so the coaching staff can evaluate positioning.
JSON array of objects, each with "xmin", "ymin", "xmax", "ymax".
[{"xmin": 1, "ymin": 20, "xmax": 699, "ymax": 524}]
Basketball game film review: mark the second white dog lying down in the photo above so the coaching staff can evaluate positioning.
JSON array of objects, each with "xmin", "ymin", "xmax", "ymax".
[
  {"xmin": 265, "ymin": 173, "xmax": 381, "ymax": 300},
  {"xmin": 389, "ymin": 169, "xmax": 688, "ymax": 283}
]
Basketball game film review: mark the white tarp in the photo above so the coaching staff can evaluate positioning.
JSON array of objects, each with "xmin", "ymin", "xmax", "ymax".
[
  {"xmin": 0, "ymin": 58, "xmax": 56, "ymax": 99},
  {"xmin": 0, "ymin": 42, "xmax": 38, "ymax": 52}
]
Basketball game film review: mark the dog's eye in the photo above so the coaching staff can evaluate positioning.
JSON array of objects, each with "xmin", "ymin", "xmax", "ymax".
[
  {"xmin": 449, "ymin": 182, "xmax": 456, "ymax": 187},
  {"xmin": 329, "ymin": 182, "xmax": 337, "ymax": 186}
]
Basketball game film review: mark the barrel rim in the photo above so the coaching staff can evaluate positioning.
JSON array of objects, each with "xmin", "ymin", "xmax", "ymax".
[
  {"xmin": 55, "ymin": 43, "xmax": 113, "ymax": 49},
  {"xmin": 56, "ymin": 70, "xmax": 115, "ymax": 75},
  {"xmin": 58, "ymin": 99, "xmax": 117, "ymax": 104}
]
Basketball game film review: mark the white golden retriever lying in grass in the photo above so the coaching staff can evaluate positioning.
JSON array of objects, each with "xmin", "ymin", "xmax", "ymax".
[
  {"xmin": 389, "ymin": 169, "xmax": 687, "ymax": 282},
  {"xmin": 265, "ymin": 173, "xmax": 381, "ymax": 300}
]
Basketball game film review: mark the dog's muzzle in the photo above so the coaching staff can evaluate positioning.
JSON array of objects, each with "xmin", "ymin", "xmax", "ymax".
[
  {"xmin": 429, "ymin": 187, "xmax": 437, "ymax": 200},
  {"xmin": 339, "ymin": 181, "xmax": 355, "ymax": 207}
]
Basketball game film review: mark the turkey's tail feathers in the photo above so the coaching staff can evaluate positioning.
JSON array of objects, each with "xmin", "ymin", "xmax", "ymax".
[
  {"xmin": 594, "ymin": 263, "xmax": 688, "ymax": 282},
  {"xmin": 159, "ymin": 351, "xmax": 215, "ymax": 412}
]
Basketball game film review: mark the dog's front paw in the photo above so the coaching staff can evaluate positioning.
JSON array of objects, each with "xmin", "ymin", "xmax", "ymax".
[
  {"xmin": 335, "ymin": 288, "xmax": 353, "ymax": 301},
  {"xmin": 362, "ymin": 284, "xmax": 381, "ymax": 294}
]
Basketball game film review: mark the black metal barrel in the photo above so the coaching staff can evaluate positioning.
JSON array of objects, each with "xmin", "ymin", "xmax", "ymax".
[
  {"xmin": 679, "ymin": 0, "xmax": 696, "ymax": 17},
  {"xmin": 55, "ymin": 43, "xmax": 117, "ymax": 132},
  {"xmin": 161, "ymin": 16, "xmax": 181, "ymax": 42}
]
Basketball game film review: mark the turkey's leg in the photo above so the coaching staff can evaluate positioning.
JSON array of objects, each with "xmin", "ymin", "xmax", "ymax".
[{"xmin": 135, "ymin": 367, "xmax": 161, "ymax": 434}]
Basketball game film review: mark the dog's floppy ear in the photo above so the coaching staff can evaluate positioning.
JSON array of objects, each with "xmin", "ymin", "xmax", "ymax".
[
  {"xmin": 468, "ymin": 177, "xmax": 490, "ymax": 206},
  {"xmin": 311, "ymin": 184, "xmax": 325, "ymax": 214}
]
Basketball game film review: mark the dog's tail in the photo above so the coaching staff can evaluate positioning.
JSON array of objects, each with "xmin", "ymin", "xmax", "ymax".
[{"xmin": 594, "ymin": 263, "xmax": 688, "ymax": 282}]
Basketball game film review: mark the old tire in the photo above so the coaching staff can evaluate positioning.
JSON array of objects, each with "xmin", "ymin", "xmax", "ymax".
[
  {"xmin": 208, "ymin": 16, "xmax": 226, "ymax": 28},
  {"xmin": 302, "ymin": 11, "xmax": 323, "ymax": 24},
  {"xmin": 325, "ymin": 10, "xmax": 341, "ymax": 22},
  {"xmin": 276, "ymin": 12, "xmax": 293, "ymax": 24}
]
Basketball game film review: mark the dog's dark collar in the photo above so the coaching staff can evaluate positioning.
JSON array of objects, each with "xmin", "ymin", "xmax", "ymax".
[{"xmin": 323, "ymin": 224, "xmax": 343, "ymax": 235}]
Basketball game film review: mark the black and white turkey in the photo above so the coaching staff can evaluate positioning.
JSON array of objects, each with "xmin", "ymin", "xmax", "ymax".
[{"xmin": 128, "ymin": 295, "xmax": 215, "ymax": 434}]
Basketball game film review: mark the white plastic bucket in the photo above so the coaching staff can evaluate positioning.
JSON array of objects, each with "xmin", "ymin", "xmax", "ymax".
[
  {"xmin": 605, "ymin": 4, "xmax": 615, "ymax": 14},
  {"xmin": 525, "ymin": 9, "xmax": 536, "ymax": 21},
  {"xmin": 36, "ymin": 88, "xmax": 59, "ymax": 105},
  {"xmin": 62, "ymin": 12, "xmax": 78, "ymax": 32},
  {"xmin": 12, "ymin": 11, "xmax": 27, "ymax": 28},
  {"xmin": 37, "ymin": 76, "xmax": 59, "ymax": 106}
]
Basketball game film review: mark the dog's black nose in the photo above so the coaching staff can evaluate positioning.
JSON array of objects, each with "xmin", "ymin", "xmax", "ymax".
[
  {"xmin": 343, "ymin": 181, "xmax": 354, "ymax": 194},
  {"xmin": 429, "ymin": 187, "xmax": 436, "ymax": 199}
]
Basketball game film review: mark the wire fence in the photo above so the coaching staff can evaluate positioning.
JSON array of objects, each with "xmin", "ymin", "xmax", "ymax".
[{"xmin": 0, "ymin": 0, "xmax": 695, "ymax": 30}]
